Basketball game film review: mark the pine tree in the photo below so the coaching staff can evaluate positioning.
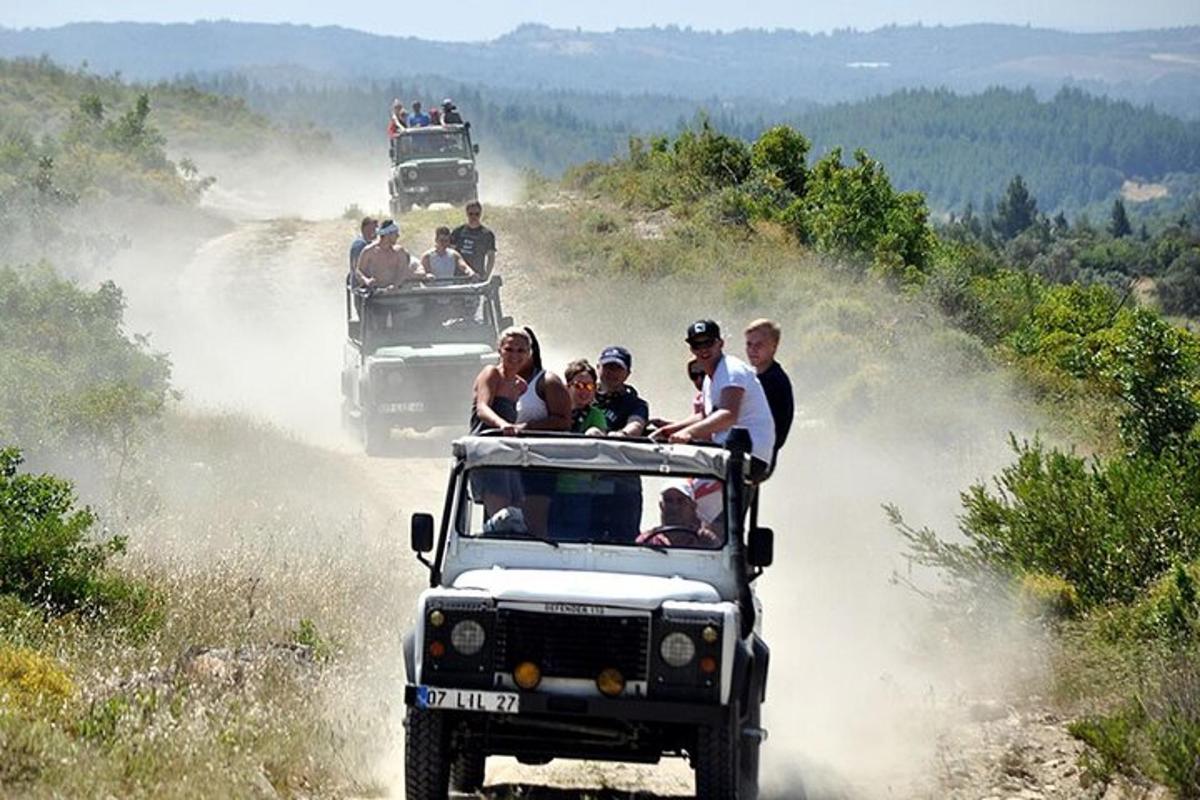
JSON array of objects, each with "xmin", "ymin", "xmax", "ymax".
[
  {"xmin": 1109, "ymin": 197, "xmax": 1132, "ymax": 238},
  {"xmin": 993, "ymin": 175, "xmax": 1038, "ymax": 240}
]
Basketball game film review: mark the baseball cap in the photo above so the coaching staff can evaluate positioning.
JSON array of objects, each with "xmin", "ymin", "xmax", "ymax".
[
  {"xmin": 685, "ymin": 319, "xmax": 721, "ymax": 343},
  {"xmin": 597, "ymin": 345, "xmax": 632, "ymax": 370}
]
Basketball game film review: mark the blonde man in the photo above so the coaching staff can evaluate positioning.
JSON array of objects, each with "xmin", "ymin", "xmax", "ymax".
[{"xmin": 744, "ymin": 318, "xmax": 794, "ymax": 471}]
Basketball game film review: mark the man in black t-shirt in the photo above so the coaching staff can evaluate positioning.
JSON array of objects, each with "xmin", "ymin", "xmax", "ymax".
[
  {"xmin": 594, "ymin": 345, "xmax": 650, "ymax": 437},
  {"xmin": 593, "ymin": 345, "xmax": 650, "ymax": 541},
  {"xmin": 450, "ymin": 200, "xmax": 497, "ymax": 278},
  {"xmin": 744, "ymin": 319, "xmax": 795, "ymax": 472}
]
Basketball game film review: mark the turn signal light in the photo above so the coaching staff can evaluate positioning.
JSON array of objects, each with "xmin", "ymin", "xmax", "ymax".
[
  {"xmin": 699, "ymin": 656, "xmax": 717, "ymax": 675},
  {"xmin": 428, "ymin": 640, "xmax": 446, "ymax": 658},
  {"xmin": 701, "ymin": 625, "xmax": 720, "ymax": 644},
  {"xmin": 513, "ymin": 661, "xmax": 542, "ymax": 690},
  {"xmin": 428, "ymin": 610, "xmax": 446, "ymax": 628},
  {"xmin": 596, "ymin": 668, "xmax": 625, "ymax": 697}
]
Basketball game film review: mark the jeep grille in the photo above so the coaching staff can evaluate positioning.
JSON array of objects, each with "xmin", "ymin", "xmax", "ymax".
[
  {"xmin": 378, "ymin": 362, "xmax": 479, "ymax": 403},
  {"xmin": 494, "ymin": 610, "xmax": 650, "ymax": 682}
]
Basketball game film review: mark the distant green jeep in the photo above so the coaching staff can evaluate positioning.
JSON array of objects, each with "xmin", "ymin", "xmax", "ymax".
[
  {"xmin": 389, "ymin": 124, "xmax": 480, "ymax": 215},
  {"xmin": 341, "ymin": 276, "xmax": 510, "ymax": 456}
]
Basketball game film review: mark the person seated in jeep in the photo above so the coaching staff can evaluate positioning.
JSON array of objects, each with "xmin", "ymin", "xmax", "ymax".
[
  {"xmin": 420, "ymin": 226, "xmax": 478, "ymax": 280},
  {"xmin": 635, "ymin": 481, "xmax": 721, "ymax": 549},
  {"xmin": 356, "ymin": 220, "xmax": 425, "ymax": 290},
  {"xmin": 441, "ymin": 98, "xmax": 463, "ymax": 124}
]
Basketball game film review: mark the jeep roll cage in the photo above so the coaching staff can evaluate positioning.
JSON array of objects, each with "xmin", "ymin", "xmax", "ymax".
[{"xmin": 344, "ymin": 274, "xmax": 511, "ymax": 353}]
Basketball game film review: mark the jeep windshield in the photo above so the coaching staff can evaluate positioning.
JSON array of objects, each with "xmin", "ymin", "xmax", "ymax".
[
  {"xmin": 458, "ymin": 466, "xmax": 726, "ymax": 550},
  {"xmin": 397, "ymin": 131, "xmax": 469, "ymax": 158},
  {"xmin": 365, "ymin": 293, "xmax": 495, "ymax": 346}
]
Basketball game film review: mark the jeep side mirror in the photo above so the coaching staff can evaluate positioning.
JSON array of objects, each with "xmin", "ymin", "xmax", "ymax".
[
  {"xmin": 411, "ymin": 513, "xmax": 435, "ymax": 553},
  {"xmin": 500, "ymin": 315, "xmax": 514, "ymax": 329},
  {"xmin": 747, "ymin": 527, "xmax": 774, "ymax": 568},
  {"xmin": 473, "ymin": 144, "xmax": 480, "ymax": 154}
]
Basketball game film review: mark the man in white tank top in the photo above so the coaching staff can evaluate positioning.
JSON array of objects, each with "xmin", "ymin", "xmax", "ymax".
[{"xmin": 420, "ymin": 226, "xmax": 478, "ymax": 280}]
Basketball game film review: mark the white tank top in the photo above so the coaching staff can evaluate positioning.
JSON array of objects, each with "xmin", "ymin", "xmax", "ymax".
[
  {"xmin": 425, "ymin": 249, "xmax": 458, "ymax": 278},
  {"xmin": 516, "ymin": 370, "xmax": 548, "ymax": 423}
]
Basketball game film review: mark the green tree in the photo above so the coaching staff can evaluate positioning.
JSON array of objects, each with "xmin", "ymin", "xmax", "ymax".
[
  {"xmin": 1109, "ymin": 197, "xmax": 1133, "ymax": 239},
  {"xmin": 993, "ymin": 175, "xmax": 1039, "ymax": 241},
  {"xmin": 750, "ymin": 125, "xmax": 810, "ymax": 196}
]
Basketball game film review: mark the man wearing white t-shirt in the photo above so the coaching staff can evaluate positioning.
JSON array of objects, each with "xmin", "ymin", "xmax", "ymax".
[{"xmin": 653, "ymin": 319, "xmax": 776, "ymax": 477}]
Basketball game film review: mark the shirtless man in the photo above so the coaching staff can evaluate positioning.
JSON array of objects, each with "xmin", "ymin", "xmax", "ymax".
[{"xmin": 355, "ymin": 220, "xmax": 423, "ymax": 290}]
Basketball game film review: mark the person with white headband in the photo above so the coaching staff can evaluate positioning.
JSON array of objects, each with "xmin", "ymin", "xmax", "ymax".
[{"xmin": 355, "ymin": 219, "xmax": 425, "ymax": 290}]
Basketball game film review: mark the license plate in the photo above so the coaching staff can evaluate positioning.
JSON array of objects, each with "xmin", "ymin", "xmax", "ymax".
[
  {"xmin": 415, "ymin": 686, "xmax": 519, "ymax": 714},
  {"xmin": 379, "ymin": 401, "xmax": 425, "ymax": 413}
]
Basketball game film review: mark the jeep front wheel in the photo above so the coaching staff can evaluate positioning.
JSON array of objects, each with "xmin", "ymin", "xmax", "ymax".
[
  {"xmin": 363, "ymin": 412, "xmax": 391, "ymax": 456},
  {"xmin": 695, "ymin": 699, "xmax": 761, "ymax": 800},
  {"xmin": 404, "ymin": 707, "xmax": 449, "ymax": 800}
]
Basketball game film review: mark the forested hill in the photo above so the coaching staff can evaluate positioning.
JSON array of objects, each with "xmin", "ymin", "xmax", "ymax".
[
  {"xmin": 763, "ymin": 88, "xmax": 1200, "ymax": 213},
  {"xmin": 189, "ymin": 72, "xmax": 1200, "ymax": 215},
  {"xmin": 1, "ymin": 21, "xmax": 1197, "ymax": 117}
]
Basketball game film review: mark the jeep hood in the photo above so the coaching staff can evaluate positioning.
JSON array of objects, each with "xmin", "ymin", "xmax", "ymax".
[
  {"xmin": 398, "ymin": 157, "xmax": 472, "ymax": 168},
  {"xmin": 369, "ymin": 343, "xmax": 494, "ymax": 361},
  {"xmin": 452, "ymin": 568, "xmax": 720, "ymax": 610}
]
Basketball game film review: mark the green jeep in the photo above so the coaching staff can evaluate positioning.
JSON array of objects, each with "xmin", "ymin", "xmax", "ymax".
[
  {"xmin": 341, "ymin": 276, "xmax": 510, "ymax": 456},
  {"xmin": 389, "ymin": 124, "xmax": 480, "ymax": 215}
]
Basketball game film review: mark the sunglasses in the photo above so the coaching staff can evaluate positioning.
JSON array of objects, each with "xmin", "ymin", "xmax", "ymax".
[
  {"xmin": 688, "ymin": 339, "xmax": 716, "ymax": 351},
  {"xmin": 570, "ymin": 380, "xmax": 596, "ymax": 391}
]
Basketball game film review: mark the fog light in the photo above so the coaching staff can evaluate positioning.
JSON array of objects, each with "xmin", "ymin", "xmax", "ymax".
[
  {"xmin": 701, "ymin": 625, "xmax": 719, "ymax": 644},
  {"xmin": 596, "ymin": 668, "xmax": 625, "ymax": 697},
  {"xmin": 699, "ymin": 656, "xmax": 717, "ymax": 674},
  {"xmin": 513, "ymin": 661, "xmax": 541, "ymax": 690},
  {"xmin": 428, "ymin": 609, "xmax": 445, "ymax": 627},
  {"xmin": 660, "ymin": 632, "xmax": 696, "ymax": 667},
  {"xmin": 429, "ymin": 640, "xmax": 446, "ymax": 658}
]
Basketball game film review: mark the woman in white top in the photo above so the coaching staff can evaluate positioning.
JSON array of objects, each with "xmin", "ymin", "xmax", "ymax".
[{"xmin": 421, "ymin": 225, "xmax": 478, "ymax": 279}]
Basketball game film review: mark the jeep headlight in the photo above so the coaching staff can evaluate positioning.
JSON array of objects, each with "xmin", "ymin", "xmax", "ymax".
[
  {"xmin": 456, "ymin": 165, "xmax": 469, "ymax": 177},
  {"xmin": 406, "ymin": 168, "xmax": 418, "ymax": 181},
  {"xmin": 659, "ymin": 631, "xmax": 696, "ymax": 667},
  {"xmin": 450, "ymin": 620, "xmax": 486, "ymax": 656}
]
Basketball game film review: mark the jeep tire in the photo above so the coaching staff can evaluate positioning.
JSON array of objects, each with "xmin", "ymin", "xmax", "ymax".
[
  {"xmin": 363, "ymin": 411, "xmax": 390, "ymax": 457},
  {"xmin": 449, "ymin": 746, "xmax": 486, "ymax": 793},
  {"xmin": 404, "ymin": 707, "xmax": 450, "ymax": 800},
  {"xmin": 695, "ymin": 699, "xmax": 760, "ymax": 800}
]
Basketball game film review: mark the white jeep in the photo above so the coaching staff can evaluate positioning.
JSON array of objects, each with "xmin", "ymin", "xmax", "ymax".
[{"xmin": 402, "ymin": 430, "xmax": 774, "ymax": 799}]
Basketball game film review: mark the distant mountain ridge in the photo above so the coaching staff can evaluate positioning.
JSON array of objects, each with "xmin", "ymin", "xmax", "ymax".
[{"xmin": 1, "ymin": 20, "xmax": 1198, "ymax": 117}]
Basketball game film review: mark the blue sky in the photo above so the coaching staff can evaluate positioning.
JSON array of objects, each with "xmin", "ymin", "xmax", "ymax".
[{"xmin": 2, "ymin": 0, "xmax": 1197, "ymax": 40}]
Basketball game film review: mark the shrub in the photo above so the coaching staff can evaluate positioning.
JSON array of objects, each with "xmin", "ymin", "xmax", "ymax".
[
  {"xmin": 1148, "ymin": 657, "xmax": 1200, "ymax": 797},
  {"xmin": 0, "ymin": 645, "xmax": 75, "ymax": 712},
  {"xmin": 0, "ymin": 447, "xmax": 125, "ymax": 613},
  {"xmin": 891, "ymin": 438, "xmax": 1200, "ymax": 607},
  {"xmin": 1069, "ymin": 710, "xmax": 1139, "ymax": 784},
  {"xmin": 1017, "ymin": 573, "xmax": 1081, "ymax": 620}
]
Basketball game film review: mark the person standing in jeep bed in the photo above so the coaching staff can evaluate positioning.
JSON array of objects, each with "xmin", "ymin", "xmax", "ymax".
[{"xmin": 451, "ymin": 201, "xmax": 497, "ymax": 278}]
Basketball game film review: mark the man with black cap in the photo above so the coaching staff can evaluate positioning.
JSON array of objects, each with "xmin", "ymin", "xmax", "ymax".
[
  {"xmin": 655, "ymin": 320, "xmax": 775, "ymax": 478},
  {"xmin": 594, "ymin": 345, "xmax": 650, "ymax": 438},
  {"xmin": 441, "ymin": 98, "xmax": 464, "ymax": 125}
]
